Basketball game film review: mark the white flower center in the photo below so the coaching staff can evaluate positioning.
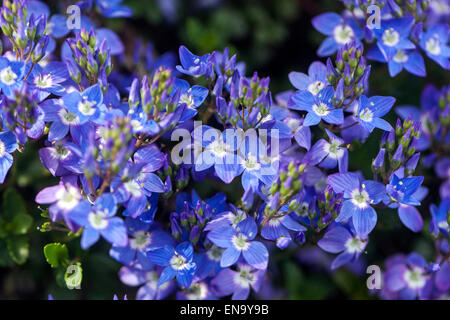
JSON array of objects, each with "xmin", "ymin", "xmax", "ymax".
[
  {"xmin": 231, "ymin": 233, "xmax": 250, "ymax": 251},
  {"xmin": 307, "ymin": 81, "xmax": 325, "ymax": 96},
  {"xmin": 124, "ymin": 180, "xmax": 142, "ymax": 197},
  {"xmin": 333, "ymin": 25, "xmax": 354, "ymax": 45},
  {"xmin": 129, "ymin": 231, "xmax": 151, "ymax": 250},
  {"xmin": 51, "ymin": 144, "xmax": 70, "ymax": 160},
  {"xmin": 56, "ymin": 186, "xmax": 80, "ymax": 210},
  {"xmin": 351, "ymin": 188, "xmax": 370, "ymax": 209},
  {"xmin": 382, "ymin": 28, "xmax": 400, "ymax": 47},
  {"xmin": 404, "ymin": 266, "xmax": 426, "ymax": 289},
  {"xmin": 208, "ymin": 140, "xmax": 231, "ymax": 158},
  {"xmin": 286, "ymin": 118, "xmax": 300, "ymax": 132},
  {"xmin": 234, "ymin": 266, "xmax": 256, "ymax": 288},
  {"xmin": 345, "ymin": 237, "xmax": 366, "ymax": 253},
  {"xmin": 206, "ymin": 246, "xmax": 223, "ymax": 262},
  {"xmin": 185, "ymin": 282, "xmax": 208, "ymax": 300},
  {"xmin": 59, "ymin": 108, "xmax": 80, "ymax": 125},
  {"xmin": 393, "ymin": 50, "xmax": 409, "ymax": 63},
  {"xmin": 180, "ymin": 93, "xmax": 195, "ymax": 108},
  {"xmin": 325, "ymin": 141, "xmax": 344, "ymax": 159},
  {"xmin": 242, "ymin": 154, "xmax": 261, "ymax": 171},
  {"xmin": 312, "ymin": 102, "xmax": 330, "ymax": 116},
  {"xmin": 359, "ymin": 107, "xmax": 373, "ymax": 122},
  {"xmin": 35, "ymin": 74, "xmax": 53, "ymax": 88},
  {"xmin": 426, "ymin": 36, "xmax": 441, "ymax": 55},
  {"xmin": 78, "ymin": 98, "xmax": 96, "ymax": 116},
  {"xmin": 0, "ymin": 66, "xmax": 18, "ymax": 85},
  {"xmin": 88, "ymin": 212, "xmax": 109, "ymax": 230},
  {"xmin": 170, "ymin": 252, "xmax": 189, "ymax": 270}
]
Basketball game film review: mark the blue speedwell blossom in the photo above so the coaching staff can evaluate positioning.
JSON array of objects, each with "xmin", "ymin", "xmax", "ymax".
[
  {"xmin": 328, "ymin": 172, "xmax": 387, "ymax": 236},
  {"xmin": 318, "ymin": 224, "xmax": 368, "ymax": 270},
  {"xmin": 0, "ymin": 57, "xmax": 25, "ymax": 98},
  {"xmin": 68, "ymin": 193, "xmax": 128, "ymax": 249},
  {"xmin": 207, "ymin": 217, "xmax": 269, "ymax": 269},
  {"xmin": 355, "ymin": 95, "xmax": 396, "ymax": 132},
  {"xmin": 289, "ymin": 87, "xmax": 344, "ymax": 126},
  {"xmin": 147, "ymin": 241, "xmax": 197, "ymax": 288},
  {"xmin": 312, "ymin": 12, "xmax": 363, "ymax": 56}
]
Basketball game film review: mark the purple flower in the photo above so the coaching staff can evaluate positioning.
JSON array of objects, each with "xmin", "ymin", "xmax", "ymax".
[
  {"xmin": 207, "ymin": 217, "xmax": 269, "ymax": 269},
  {"xmin": 384, "ymin": 253, "xmax": 432, "ymax": 300},
  {"xmin": 211, "ymin": 263, "xmax": 265, "ymax": 300}
]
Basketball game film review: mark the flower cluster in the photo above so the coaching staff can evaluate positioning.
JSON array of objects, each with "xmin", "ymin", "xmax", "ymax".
[
  {"xmin": 0, "ymin": 0, "xmax": 448, "ymax": 300},
  {"xmin": 313, "ymin": 0, "xmax": 449, "ymax": 77}
]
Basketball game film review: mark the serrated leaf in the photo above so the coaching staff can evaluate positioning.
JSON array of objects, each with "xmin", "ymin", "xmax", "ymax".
[
  {"xmin": 6, "ymin": 235, "xmax": 29, "ymax": 265},
  {"xmin": 44, "ymin": 243, "xmax": 69, "ymax": 268},
  {"xmin": 10, "ymin": 213, "xmax": 33, "ymax": 235},
  {"xmin": 65, "ymin": 263, "xmax": 83, "ymax": 290},
  {"xmin": 2, "ymin": 188, "xmax": 27, "ymax": 220}
]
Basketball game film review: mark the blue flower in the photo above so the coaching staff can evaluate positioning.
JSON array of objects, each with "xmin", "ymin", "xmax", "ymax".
[
  {"xmin": 386, "ymin": 174, "xmax": 424, "ymax": 206},
  {"xmin": 288, "ymin": 61, "xmax": 329, "ymax": 95},
  {"xmin": 119, "ymin": 266, "xmax": 175, "ymax": 300},
  {"xmin": 27, "ymin": 62, "xmax": 68, "ymax": 100},
  {"xmin": 176, "ymin": 46, "xmax": 211, "ymax": 77},
  {"xmin": 419, "ymin": 24, "xmax": 450, "ymax": 70},
  {"xmin": 289, "ymin": 87, "xmax": 344, "ymax": 126},
  {"xmin": 172, "ymin": 78, "xmax": 208, "ymax": 121},
  {"xmin": 62, "ymin": 84, "xmax": 105, "ymax": 125},
  {"xmin": 260, "ymin": 214, "xmax": 306, "ymax": 247},
  {"xmin": 373, "ymin": 17, "xmax": 416, "ymax": 61},
  {"xmin": 430, "ymin": 200, "xmax": 450, "ymax": 237},
  {"xmin": 319, "ymin": 129, "xmax": 348, "ymax": 172},
  {"xmin": 0, "ymin": 57, "xmax": 25, "ymax": 98},
  {"xmin": 0, "ymin": 131, "xmax": 17, "ymax": 183},
  {"xmin": 207, "ymin": 217, "xmax": 269, "ymax": 270},
  {"xmin": 211, "ymin": 263, "xmax": 265, "ymax": 300},
  {"xmin": 355, "ymin": 95, "xmax": 395, "ymax": 132},
  {"xmin": 147, "ymin": 241, "xmax": 197, "ymax": 288},
  {"xmin": 367, "ymin": 46, "xmax": 426, "ymax": 77},
  {"xmin": 110, "ymin": 217, "xmax": 176, "ymax": 267},
  {"xmin": 328, "ymin": 172, "xmax": 387, "ymax": 236},
  {"xmin": 68, "ymin": 193, "xmax": 128, "ymax": 249},
  {"xmin": 194, "ymin": 126, "xmax": 243, "ymax": 183},
  {"xmin": 384, "ymin": 253, "xmax": 432, "ymax": 300},
  {"xmin": 312, "ymin": 12, "xmax": 363, "ymax": 56},
  {"xmin": 318, "ymin": 224, "xmax": 368, "ymax": 270}
]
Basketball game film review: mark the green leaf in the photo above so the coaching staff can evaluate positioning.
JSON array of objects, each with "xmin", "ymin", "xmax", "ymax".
[
  {"xmin": 2, "ymin": 188, "xmax": 27, "ymax": 220},
  {"xmin": 44, "ymin": 243, "xmax": 69, "ymax": 268},
  {"xmin": 10, "ymin": 213, "xmax": 33, "ymax": 235},
  {"xmin": 65, "ymin": 263, "xmax": 83, "ymax": 290},
  {"xmin": 6, "ymin": 235, "xmax": 29, "ymax": 265}
]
